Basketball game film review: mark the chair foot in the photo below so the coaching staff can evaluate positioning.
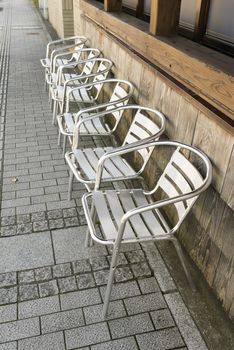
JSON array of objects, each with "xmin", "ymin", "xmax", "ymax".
[{"xmin": 57, "ymin": 131, "xmax": 61, "ymax": 146}]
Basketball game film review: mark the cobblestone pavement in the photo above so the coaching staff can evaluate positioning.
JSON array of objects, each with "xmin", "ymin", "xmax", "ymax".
[{"xmin": 0, "ymin": 1, "xmax": 232, "ymax": 349}]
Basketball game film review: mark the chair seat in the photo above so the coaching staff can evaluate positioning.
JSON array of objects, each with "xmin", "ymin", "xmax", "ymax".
[
  {"xmin": 72, "ymin": 147, "xmax": 137, "ymax": 182},
  {"xmin": 62, "ymin": 112, "xmax": 109, "ymax": 135},
  {"xmin": 88, "ymin": 189, "xmax": 168, "ymax": 242}
]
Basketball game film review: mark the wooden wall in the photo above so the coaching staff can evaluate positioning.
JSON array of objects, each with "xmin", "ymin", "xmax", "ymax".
[{"xmin": 73, "ymin": 0, "xmax": 234, "ymax": 320}]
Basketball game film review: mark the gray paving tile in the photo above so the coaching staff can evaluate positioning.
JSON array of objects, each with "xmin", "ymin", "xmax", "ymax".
[
  {"xmin": 136, "ymin": 328, "xmax": 185, "ymax": 350},
  {"xmin": 65, "ymin": 322, "xmax": 110, "ymax": 349},
  {"xmin": 41, "ymin": 308, "xmax": 85, "ymax": 334},
  {"xmin": 91, "ymin": 337, "xmax": 138, "ymax": 350},
  {"xmin": 124, "ymin": 292, "xmax": 167, "ymax": 315},
  {"xmin": 0, "ymin": 342, "xmax": 17, "ymax": 350},
  {"xmin": 165, "ymin": 292, "xmax": 208, "ymax": 350},
  {"xmin": 151, "ymin": 309, "xmax": 175, "ymax": 330},
  {"xmin": 18, "ymin": 332, "xmax": 65, "ymax": 350},
  {"xmin": 84, "ymin": 300, "xmax": 126, "ymax": 324},
  {"xmin": 99, "ymin": 281, "xmax": 141, "ymax": 301},
  {"xmin": 0, "ymin": 232, "xmax": 54, "ymax": 273},
  {"xmin": 61, "ymin": 288, "xmax": 101, "ymax": 310},
  {"xmin": 0, "ymin": 317, "xmax": 40, "ymax": 343},
  {"xmin": 109, "ymin": 313, "xmax": 154, "ymax": 339},
  {"xmin": 0, "ymin": 287, "xmax": 17, "ymax": 305},
  {"xmin": 0, "ymin": 304, "xmax": 17, "ymax": 323},
  {"xmin": 0, "ymin": 273, "xmax": 16, "ymax": 288},
  {"xmin": 52, "ymin": 227, "xmax": 107, "ymax": 264},
  {"xmin": 18, "ymin": 296, "xmax": 60, "ymax": 319},
  {"xmin": 138, "ymin": 277, "xmax": 160, "ymax": 294}
]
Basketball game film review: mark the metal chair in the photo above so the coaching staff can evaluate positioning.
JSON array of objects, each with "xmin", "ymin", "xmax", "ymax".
[
  {"xmin": 46, "ymin": 47, "xmax": 101, "ymax": 92},
  {"xmin": 82, "ymin": 140, "xmax": 212, "ymax": 318},
  {"xmin": 52, "ymin": 58, "xmax": 114, "ymax": 125},
  {"xmin": 40, "ymin": 36, "xmax": 88, "ymax": 89},
  {"xmin": 57, "ymin": 79, "xmax": 134, "ymax": 154},
  {"xmin": 65, "ymin": 105, "xmax": 165, "ymax": 197}
]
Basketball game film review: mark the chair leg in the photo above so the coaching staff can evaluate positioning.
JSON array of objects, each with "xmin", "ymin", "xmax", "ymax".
[
  {"xmin": 172, "ymin": 238, "xmax": 196, "ymax": 291},
  {"xmin": 52, "ymin": 100, "xmax": 59, "ymax": 125},
  {"xmin": 68, "ymin": 170, "xmax": 74, "ymax": 201},
  {"xmin": 85, "ymin": 203, "xmax": 96, "ymax": 248},
  {"xmin": 57, "ymin": 130, "xmax": 61, "ymax": 146},
  {"xmin": 63, "ymin": 135, "xmax": 67, "ymax": 155},
  {"xmin": 102, "ymin": 245, "xmax": 119, "ymax": 318}
]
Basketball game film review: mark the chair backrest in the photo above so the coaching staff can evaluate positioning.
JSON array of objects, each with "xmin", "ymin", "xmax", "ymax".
[
  {"xmin": 152, "ymin": 143, "xmax": 212, "ymax": 226},
  {"xmin": 80, "ymin": 49, "xmax": 101, "ymax": 75},
  {"xmin": 123, "ymin": 107, "xmax": 165, "ymax": 164},
  {"xmin": 104, "ymin": 81, "xmax": 133, "ymax": 127}
]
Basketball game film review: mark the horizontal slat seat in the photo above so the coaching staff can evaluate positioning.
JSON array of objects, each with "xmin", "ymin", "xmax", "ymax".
[
  {"xmin": 92, "ymin": 190, "xmax": 167, "ymax": 242},
  {"xmin": 63, "ymin": 112, "xmax": 106, "ymax": 135},
  {"xmin": 72, "ymin": 147, "xmax": 136, "ymax": 181}
]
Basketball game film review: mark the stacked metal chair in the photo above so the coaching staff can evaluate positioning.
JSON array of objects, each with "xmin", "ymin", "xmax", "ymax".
[{"xmin": 41, "ymin": 36, "xmax": 213, "ymax": 319}]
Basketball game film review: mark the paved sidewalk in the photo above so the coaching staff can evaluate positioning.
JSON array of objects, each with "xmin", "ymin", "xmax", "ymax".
[{"xmin": 0, "ymin": 1, "xmax": 233, "ymax": 349}]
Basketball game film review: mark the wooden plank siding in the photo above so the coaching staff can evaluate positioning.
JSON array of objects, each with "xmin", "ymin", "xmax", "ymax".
[
  {"xmin": 47, "ymin": 0, "xmax": 74, "ymax": 38},
  {"xmin": 78, "ymin": 0, "xmax": 234, "ymax": 124},
  {"xmin": 73, "ymin": 0, "xmax": 234, "ymax": 320}
]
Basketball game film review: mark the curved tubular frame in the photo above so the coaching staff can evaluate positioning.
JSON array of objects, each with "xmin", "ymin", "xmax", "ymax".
[{"xmin": 82, "ymin": 140, "xmax": 212, "ymax": 318}]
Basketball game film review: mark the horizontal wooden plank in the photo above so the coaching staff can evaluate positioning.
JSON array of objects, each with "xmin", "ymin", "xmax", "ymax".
[{"xmin": 79, "ymin": 0, "xmax": 234, "ymax": 125}]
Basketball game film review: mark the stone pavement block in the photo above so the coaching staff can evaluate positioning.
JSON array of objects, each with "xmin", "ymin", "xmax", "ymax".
[
  {"xmin": 18, "ymin": 270, "xmax": 34, "ymax": 284},
  {"xmin": 18, "ymin": 296, "xmax": 60, "ymax": 319},
  {"xmin": 58, "ymin": 276, "xmax": 77, "ymax": 293},
  {"xmin": 1, "ymin": 217, "xmax": 15, "ymax": 226},
  {"xmin": 136, "ymin": 328, "xmax": 185, "ymax": 350},
  {"xmin": 53, "ymin": 263, "xmax": 71, "ymax": 278},
  {"xmin": 34, "ymin": 267, "xmax": 52, "ymax": 282},
  {"xmin": 72, "ymin": 259, "xmax": 91, "ymax": 274},
  {"xmin": 41, "ymin": 308, "xmax": 85, "ymax": 334},
  {"xmin": 99, "ymin": 281, "xmax": 141, "ymax": 301},
  {"xmin": 46, "ymin": 200, "xmax": 76, "ymax": 211},
  {"xmin": 114, "ymin": 266, "xmax": 133, "ymax": 282},
  {"xmin": 60, "ymin": 288, "xmax": 101, "ymax": 310},
  {"xmin": 0, "ymin": 317, "xmax": 40, "ymax": 343},
  {"xmin": 0, "ymin": 273, "xmax": 16, "ymax": 288},
  {"xmin": 151, "ymin": 309, "xmax": 175, "ymax": 330},
  {"xmin": 93, "ymin": 270, "xmax": 109, "ymax": 286},
  {"xmin": 124, "ymin": 292, "xmax": 167, "ymax": 315},
  {"xmin": 0, "ymin": 304, "xmax": 17, "ymax": 323},
  {"xmin": 18, "ymin": 332, "xmax": 65, "ymax": 350},
  {"xmin": 84, "ymin": 300, "xmax": 126, "ymax": 324},
  {"xmin": 131, "ymin": 262, "xmax": 152, "ymax": 278},
  {"xmin": 33, "ymin": 220, "xmax": 49, "ymax": 232},
  {"xmin": 76, "ymin": 273, "xmax": 95, "ymax": 289},
  {"xmin": 65, "ymin": 322, "xmax": 110, "ymax": 349},
  {"xmin": 0, "ymin": 232, "xmax": 54, "ymax": 273},
  {"xmin": 39, "ymin": 280, "xmax": 58, "ymax": 297},
  {"xmin": 91, "ymin": 337, "xmax": 138, "ymax": 350},
  {"xmin": 0, "ymin": 287, "xmax": 17, "ymax": 305},
  {"xmin": 90, "ymin": 256, "xmax": 109, "ymax": 271},
  {"xmin": 16, "ymin": 204, "xmax": 46, "ymax": 215},
  {"xmin": 107, "ymin": 253, "xmax": 128, "ymax": 266},
  {"xmin": 0, "ymin": 226, "xmax": 17, "ymax": 237},
  {"xmin": 16, "ymin": 223, "xmax": 33, "ymax": 235},
  {"xmin": 109, "ymin": 313, "xmax": 154, "ymax": 339},
  {"xmin": 52, "ymin": 227, "xmax": 107, "ymax": 264},
  {"xmin": 125, "ymin": 250, "xmax": 146, "ymax": 263},
  {"xmin": 19, "ymin": 284, "xmax": 39, "ymax": 301},
  {"xmin": 165, "ymin": 292, "xmax": 208, "ymax": 350},
  {"xmin": 0, "ymin": 342, "xmax": 17, "ymax": 350},
  {"xmin": 138, "ymin": 277, "xmax": 160, "ymax": 294}
]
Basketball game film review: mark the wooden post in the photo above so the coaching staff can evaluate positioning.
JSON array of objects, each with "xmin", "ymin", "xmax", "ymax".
[
  {"xmin": 104, "ymin": 0, "xmax": 122, "ymax": 12},
  {"xmin": 149, "ymin": 0, "xmax": 182, "ymax": 36},
  {"xmin": 194, "ymin": 0, "xmax": 210, "ymax": 42}
]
